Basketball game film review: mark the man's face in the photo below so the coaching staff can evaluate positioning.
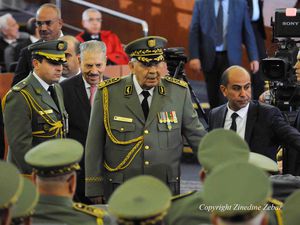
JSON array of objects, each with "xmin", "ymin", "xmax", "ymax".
[
  {"xmin": 294, "ymin": 51, "xmax": 300, "ymax": 81},
  {"xmin": 36, "ymin": 7, "xmax": 62, "ymax": 41},
  {"xmin": 33, "ymin": 58, "xmax": 63, "ymax": 84},
  {"xmin": 129, "ymin": 60, "xmax": 165, "ymax": 89},
  {"xmin": 81, "ymin": 51, "xmax": 106, "ymax": 86},
  {"xmin": 2, "ymin": 17, "xmax": 19, "ymax": 39},
  {"xmin": 220, "ymin": 68, "xmax": 252, "ymax": 111},
  {"xmin": 82, "ymin": 11, "xmax": 102, "ymax": 34},
  {"xmin": 62, "ymin": 41, "xmax": 80, "ymax": 77}
]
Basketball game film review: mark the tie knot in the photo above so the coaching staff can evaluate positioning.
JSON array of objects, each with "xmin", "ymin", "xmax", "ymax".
[
  {"xmin": 48, "ymin": 86, "xmax": 54, "ymax": 92},
  {"xmin": 231, "ymin": 112, "xmax": 238, "ymax": 120},
  {"xmin": 90, "ymin": 85, "xmax": 97, "ymax": 91},
  {"xmin": 142, "ymin": 90, "xmax": 150, "ymax": 99}
]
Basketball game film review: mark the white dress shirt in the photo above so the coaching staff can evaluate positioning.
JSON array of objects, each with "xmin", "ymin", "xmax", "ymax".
[{"xmin": 133, "ymin": 75, "xmax": 154, "ymax": 107}]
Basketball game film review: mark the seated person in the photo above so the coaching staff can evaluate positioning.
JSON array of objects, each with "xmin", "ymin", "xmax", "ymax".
[{"xmin": 76, "ymin": 8, "xmax": 129, "ymax": 65}]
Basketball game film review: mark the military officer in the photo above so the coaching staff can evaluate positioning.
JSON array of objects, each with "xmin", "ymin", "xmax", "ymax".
[
  {"xmin": 0, "ymin": 160, "xmax": 24, "ymax": 225},
  {"xmin": 85, "ymin": 36, "xmax": 207, "ymax": 203},
  {"xmin": 108, "ymin": 175, "xmax": 172, "ymax": 225},
  {"xmin": 3, "ymin": 40, "xmax": 69, "ymax": 174},
  {"xmin": 25, "ymin": 139, "xmax": 111, "ymax": 225}
]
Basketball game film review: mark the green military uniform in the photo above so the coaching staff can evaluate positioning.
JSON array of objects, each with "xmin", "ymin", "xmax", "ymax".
[
  {"xmin": 3, "ymin": 40, "xmax": 69, "ymax": 174},
  {"xmin": 108, "ymin": 175, "xmax": 171, "ymax": 225},
  {"xmin": 164, "ymin": 129, "xmax": 281, "ymax": 225},
  {"xmin": 25, "ymin": 139, "xmax": 110, "ymax": 225},
  {"xmin": 282, "ymin": 189, "xmax": 300, "ymax": 225},
  {"xmin": 85, "ymin": 36, "xmax": 206, "ymax": 199}
]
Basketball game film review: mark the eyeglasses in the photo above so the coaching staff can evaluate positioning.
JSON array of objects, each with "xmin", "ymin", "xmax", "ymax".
[
  {"xmin": 35, "ymin": 18, "xmax": 59, "ymax": 27},
  {"xmin": 86, "ymin": 18, "xmax": 102, "ymax": 23}
]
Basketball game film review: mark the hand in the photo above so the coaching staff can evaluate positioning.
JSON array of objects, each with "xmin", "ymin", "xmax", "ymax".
[
  {"xmin": 189, "ymin": 58, "xmax": 202, "ymax": 72},
  {"xmin": 250, "ymin": 60, "xmax": 259, "ymax": 74},
  {"xmin": 258, "ymin": 90, "xmax": 270, "ymax": 103},
  {"xmin": 89, "ymin": 196, "xmax": 106, "ymax": 204}
]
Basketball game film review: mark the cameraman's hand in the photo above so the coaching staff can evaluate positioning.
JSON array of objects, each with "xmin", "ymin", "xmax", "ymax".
[
  {"xmin": 189, "ymin": 59, "xmax": 202, "ymax": 72},
  {"xmin": 250, "ymin": 60, "xmax": 259, "ymax": 74},
  {"xmin": 89, "ymin": 196, "xmax": 106, "ymax": 204}
]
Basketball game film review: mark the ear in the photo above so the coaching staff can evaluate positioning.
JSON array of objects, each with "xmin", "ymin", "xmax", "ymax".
[
  {"xmin": 211, "ymin": 214, "xmax": 218, "ymax": 225},
  {"xmin": 199, "ymin": 169, "xmax": 206, "ymax": 182},
  {"xmin": 261, "ymin": 213, "xmax": 269, "ymax": 225},
  {"xmin": 32, "ymin": 59, "xmax": 40, "ymax": 69},
  {"xmin": 32, "ymin": 172, "xmax": 38, "ymax": 185},
  {"xmin": 58, "ymin": 18, "xmax": 63, "ymax": 28},
  {"xmin": 128, "ymin": 61, "xmax": 135, "ymax": 72},
  {"xmin": 68, "ymin": 173, "xmax": 76, "ymax": 195},
  {"xmin": 220, "ymin": 85, "xmax": 227, "ymax": 97}
]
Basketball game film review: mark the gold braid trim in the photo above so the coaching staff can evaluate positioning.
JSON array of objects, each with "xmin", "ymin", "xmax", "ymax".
[
  {"xmin": 85, "ymin": 176, "xmax": 103, "ymax": 183},
  {"xmin": 20, "ymin": 90, "xmax": 64, "ymax": 138},
  {"xmin": 102, "ymin": 87, "xmax": 144, "ymax": 172}
]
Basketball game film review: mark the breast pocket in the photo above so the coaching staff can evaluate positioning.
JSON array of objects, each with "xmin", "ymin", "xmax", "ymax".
[
  {"xmin": 110, "ymin": 120, "xmax": 136, "ymax": 142},
  {"xmin": 157, "ymin": 123, "xmax": 182, "ymax": 149}
]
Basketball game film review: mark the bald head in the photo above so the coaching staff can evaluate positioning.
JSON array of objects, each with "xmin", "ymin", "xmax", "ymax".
[{"xmin": 220, "ymin": 66, "xmax": 252, "ymax": 111}]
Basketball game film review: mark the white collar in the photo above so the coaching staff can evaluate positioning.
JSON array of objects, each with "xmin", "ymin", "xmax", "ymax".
[
  {"xmin": 226, "ymin": 102, "xmax": 250, "ymax": 119},
  {"xmin": 32, "ymin": 71, "xmax": 51, "ymax": 91}
]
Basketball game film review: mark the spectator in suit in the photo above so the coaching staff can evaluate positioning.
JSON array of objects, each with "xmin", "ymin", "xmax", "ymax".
[
  {"xmin": 189, "ymin": 0, "xmax": 259, "ymax": 109},
  {"xmin": 12, "ymin": 3, "xmax": 63, "ymax": 86},
  {"xmin": 76, "ymin": 8, "xmax": 129, "ymax": 65},
  {"xmin": 60, "ymin": 40, "xmax": 107, "ymax": 204},
  {"xmin": 208, "ymin": 65, "xmax": 300, "ymax": 161}
]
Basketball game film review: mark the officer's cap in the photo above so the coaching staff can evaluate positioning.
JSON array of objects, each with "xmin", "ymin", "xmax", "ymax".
[
  {"xmin": 28, "ymin": 40, "xmax": 67, "ymax": 64},
  {"xmin": 249, "ymin": 152, "xmax": 279, "ymax": 174},
  {"xmin": 203, "ymin": 162, "xmax": 272, "ymax": 218},
  {"xmin": 0, "ymin": 161, "xmax": 23, "ymax": 209},
  {"xmin": 12, "ymin": 178, "xmax": 39, "ymax": 219},
  {"xmin": 125, "ymin": 36, "xmax": 167, "ymax": 66},
  {"xmin": 283, "ymin": 189, "xmax": 300, "ymax": 225},
  {"xmin": 25, "ymin": 139, "xmax": 83, "ymax": 177},
  {"xmin": 108, "ymin": 175, "xmax": 171, "ymax": 222},
  {"xmin": 198, "ymin": 129, "xmax": 250, "ymax": 172}
]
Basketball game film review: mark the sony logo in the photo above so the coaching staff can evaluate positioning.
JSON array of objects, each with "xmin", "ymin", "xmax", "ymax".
[{"xmin": 282, "ymin": 21, "xmax": 300, "ymax": 26}]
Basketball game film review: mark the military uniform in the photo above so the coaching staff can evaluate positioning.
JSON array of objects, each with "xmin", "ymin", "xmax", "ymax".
[
  {"xmin": 25, "ymin": 139, "xmax": 111, "ymax": 225},
  {"xmin": 3, "ymin": 40, "xmax": 68, "ymax": 174},
  {"xmin": 85, "ymin": 36, "xmax": 206, "ymax": 199}
]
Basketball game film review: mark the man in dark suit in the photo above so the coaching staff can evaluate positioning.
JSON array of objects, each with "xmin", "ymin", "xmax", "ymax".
[
  {"xmin": 189, "ymin": 0, "xmax": 259, "ymax": 109},
  {"xmin": 209, "ymin": 65, "xmax": 300, "ymax": 161},
  {"xmin": 60, "ymin": 40, "xmax": 107, "ymax": 203},
  {"xmin": 12, "ymin": 3, "xmax": 63, "ymax": 86}
]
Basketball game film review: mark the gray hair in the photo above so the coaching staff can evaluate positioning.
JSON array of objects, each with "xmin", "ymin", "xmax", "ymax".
[
  {"xmin": 80, "ymin": 40, "xmax": 107, "ymax": 60},
  {"xmin": 0, "ymin": 13, "xmax": 13, "ymax": 30},
  {"xmin": 37, "ymin": 171, "xmax": 75, "ymax": 182},
  {"xmin": 37, "ymin": 3, "xmax": 61, "ymax": 19},
  {"xmin": 82, "ymin": 8, "xmax": 101, "ymax": 21}
]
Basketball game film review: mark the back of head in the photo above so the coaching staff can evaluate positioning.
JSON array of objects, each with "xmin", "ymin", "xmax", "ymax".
[{"xmin": 26, "ymin": 17, "xmax": 37, "ymax": 36}]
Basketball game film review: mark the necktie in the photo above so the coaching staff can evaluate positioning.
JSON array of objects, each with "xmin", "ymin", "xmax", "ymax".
[
  {"xmin": 141, "ymin": 91, "xmax": 150, "ymax": 120},
  {"xmin": 230, "ymin": 112, "xmax": 239, "ymax": 132},
  {"xmin": 48, "ymin": 85, "xmax": 59, "ymax": 108},
  {"xmin": 216, "ymin": 0, "xmax": 224, "ymax": 46},
  {"xmin": 90, "ymin": 85, "xmax": 97, "ymax": 106}
]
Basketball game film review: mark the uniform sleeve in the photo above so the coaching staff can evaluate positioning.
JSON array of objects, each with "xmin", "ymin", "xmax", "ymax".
[
  {"xmin": 85, "ymin": 89, "xmax": 106, "ymax": 197},
  {"xmin": 182, "ymin": 87, "xmax": 207, "ymax": 154},
  {"xmin": 3, "ymin": 91, "xmax": 33, "ymax": 173}
]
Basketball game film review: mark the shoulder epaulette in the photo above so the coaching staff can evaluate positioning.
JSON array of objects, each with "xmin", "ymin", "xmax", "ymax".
[
  {"xmin": 12, "ymin": 80, "xmax": 28, "ymax": 92},
  {"xmin": 99, "ymin": 77, "xmax": 121, "ymax": 89},
  {"xmin": 73, "ymin": 202, "xmax": 105, "ymax": 218},
  {"xmin": 164, "ymin": 76, "xmax": 187, "ymax": 88},
  {"xmin": 171, "ymin": 191, "xmax": 196, "ymax": 201},
  {"xmin": 268, "ymin": 198, "xmax": 283, "ymax": 207}
]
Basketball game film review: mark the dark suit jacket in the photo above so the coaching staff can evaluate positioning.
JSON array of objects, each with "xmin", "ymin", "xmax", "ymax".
[
  {"xmin": 208, "ymin": 101, "xmax": 300, "ymax": 161},
  {"xmin": 189, "ymin": 0, "xmax": 258, "ymax": 72},
  {"xmin": 247, "ymin": 0, "xmax": 266, "ymax": 39}
]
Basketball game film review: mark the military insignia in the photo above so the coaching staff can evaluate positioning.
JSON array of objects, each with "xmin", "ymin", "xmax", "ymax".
[
  {"xmin": 158, "ymin": 86, "xmax": 165, "ymax": 95},
  {"xmin": 35, "ymin": 88, "xmax": 42, "ymax": 95},
  {"xmin": 164, "ymin": 76, "xmax": 187, "ymax": 88},
  {"xmin": 73, "ymin": 203, "xmax": 105, "ymax": 218},
  {"xmin": 124, "ymin": 85, "xmax": 133, "ymax": 96},
  {"xmin": 57, "ymin": 42, "xmax": 65, "ymax": 50},
  {"xmin": 38, "ymin": 109, "xmax": 53, "ymax": 115},
  {"xmin": 114, "ymin": 116, "xmax": 133, "ymax": 123},
  {"xmin": 99, "ymin": 77, "xmax": 121, "ymax": 89},
  {"xmin": 12, "ymin": 80, "xmax": 28, "ymax": 92},
  {"xmin": 148, "ymin": 38, "xmax": 156, "ymax": 48}
]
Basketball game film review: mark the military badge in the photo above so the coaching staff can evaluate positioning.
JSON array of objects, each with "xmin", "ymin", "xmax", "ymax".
[
  {"xmin": 57, "ymin": 42, "xmax": 65, "ymax": 50},
  {"xmin": 147, "ymin": 39, "xmax": 156, "ymax": 48}
]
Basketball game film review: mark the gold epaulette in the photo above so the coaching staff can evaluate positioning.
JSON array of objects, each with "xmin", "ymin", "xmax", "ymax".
[
  {"xmin": 268, "ymin": 197, "xmax": 283, "ymax": 207},
  {"xmin": 12, "ymin": 80, "xmax": 28, "ymax": 92},
  {"xmin": 164, "ymin": 76, "xmax": 188, "ymax": 88},
  {"xmin": 171, "ymin": 191, "xmax": 196, "ymax": 201},
  {"xmin": 99, "ymin": 78, "xmax": 120, "ymax": 89},
  {"xmin": 73, "ymin": 202, "xmax": 105, "ymax": 218}
]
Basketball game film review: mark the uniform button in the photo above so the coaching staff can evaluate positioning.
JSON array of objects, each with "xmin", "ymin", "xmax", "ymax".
[
  {"xmin": 145, "ymin": 161, "xmax": 150, "ymax": 165},
  {"xmin": 120, "ymin": 128, "xmax": 124, "ymax": 132},
  {"xmin": 176, "ymin": 177, "xmax": 179, "ymax": 180},
  {"xmin": 144, "ymin": 130, "xmax": 149, "ymax": 134},
  {"xmin": 144, "ymin": 145, "xmax": 150, "ymax": 150},
  {"xmin": 109, "ymin": 178, "xmax": 112, "ymax": 182}
]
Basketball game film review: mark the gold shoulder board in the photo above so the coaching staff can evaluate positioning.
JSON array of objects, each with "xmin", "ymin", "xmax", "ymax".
[
  {"xmin": 164, "ymin": 76, "xmax": 187, "ymax": 88},
  {"xmin": 99, "ymin": 78, "xmax": 121, "ymax": 89},
  {"xmin": 268, "ymin": 198, "xmax": 283, "ymax": 207},
  {"xmin": 73, "ymin": 202, "xmax": 105, "ymax": 218},
  {"xmin": 171, "ymin": 191, "xmax": 196, "ymax": 201},
  {"xmin": 12, "ymin": 80, "xmax": 28, "ymax": 92}
]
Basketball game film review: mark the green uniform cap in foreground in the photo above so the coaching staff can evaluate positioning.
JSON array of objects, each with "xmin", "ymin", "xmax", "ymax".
[
  {"xmin": 12, "ymin": 178, "xmax": 39, "ymax": 219},
  {"xmin": 28, "ymin": 40, "xmax": 67, "ymax": 64},
  {"xmin": 0, "ymin": 161, "xmax": 23, "ymax": 209},
  {"xmin": 108, "ymin": 175, "xmax": 172, "ymax": 221},
  {"xmin": 282, "ymin": 189, "xmax": 300, "ymax": 225},
  {"xmin": 203, "ymin": 162, "xmax": 272, "ymax": 217},
  {"xmin": 25, "ymin": 139, "xmax": 83, "ymax": 177}
]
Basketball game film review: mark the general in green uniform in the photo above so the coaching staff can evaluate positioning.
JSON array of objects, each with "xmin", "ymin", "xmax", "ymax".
[
  {"xmin": 85, "ymin": 36, "xmax": 207, "ymax": 201},
  {"xmin": 3, "ymin": 40, "xmax": 69, "ymax": 174},
  {"xmin": 25, "ymin": 139, "xmax": 111, "ymax": 225}
]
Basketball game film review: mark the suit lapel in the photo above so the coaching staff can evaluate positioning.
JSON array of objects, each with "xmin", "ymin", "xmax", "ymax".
[
  {"xmin": 245, "ymin": 101, "xmax": 257, "ymax": 143},
  {"xmin": 215, "ymin": 105, "xmax": 227, "ymax": 128},
  {"xmin": 75, "ymin": 75, "xmax": 90, "ymax": 113}
]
